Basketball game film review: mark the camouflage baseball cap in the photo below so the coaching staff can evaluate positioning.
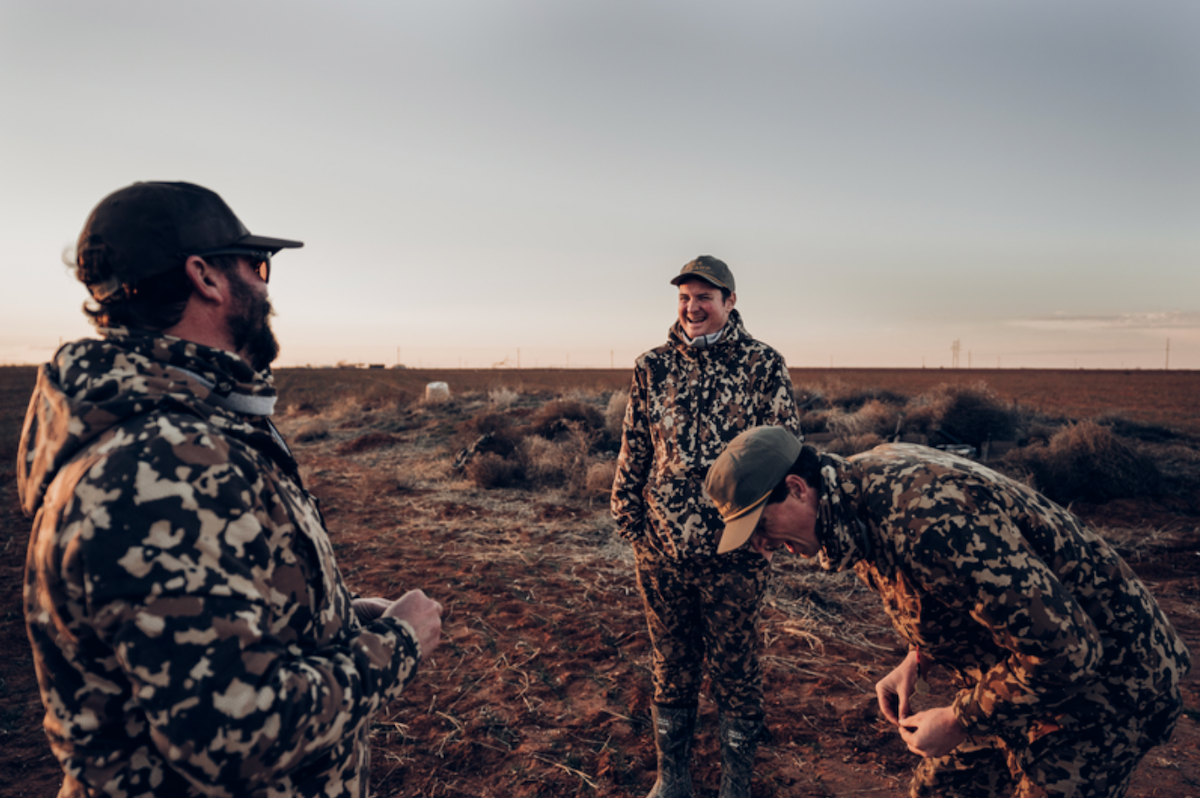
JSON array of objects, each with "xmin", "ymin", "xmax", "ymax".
[
  {"xmin": 707, "ymin": 426, "xmax": 802, "ymax": 553},
  {"xmin": 77, "ymin": 181, "xmax": 303, "ymax": 298},
  {"xmin": 670, "ymin": 255, "xmax": 735, "ymax": 293}
]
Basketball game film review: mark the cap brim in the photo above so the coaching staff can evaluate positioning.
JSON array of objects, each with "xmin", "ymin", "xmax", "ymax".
[
  {"xmin": 237, "ymin": 234, "xmax": 304, "ymax": 254},
  {"xmin": 670, "ymin": 274, "xmax": 728, "ymax": 290},
  {"xmin": 716, "ymin": 497, "xmax": 768, "ymax": 554}
]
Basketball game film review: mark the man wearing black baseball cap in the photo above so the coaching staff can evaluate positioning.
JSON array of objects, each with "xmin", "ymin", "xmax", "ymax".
[
  {"xmin": 20, "ymin": 181, "xmax": 443, "ymax": 797},
  {"xmin": 611, "ymin": 256, "xmax": 800, "ymax": 798},
  {"xmin": 706, "ymin": 426, "xmax": 1190, "ymax": 798}
]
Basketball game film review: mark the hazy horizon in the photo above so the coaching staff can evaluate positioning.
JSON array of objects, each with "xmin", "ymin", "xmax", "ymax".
[{"xmin": 3, "ymin": 1, "xmax": 1197, "ymax": 371}]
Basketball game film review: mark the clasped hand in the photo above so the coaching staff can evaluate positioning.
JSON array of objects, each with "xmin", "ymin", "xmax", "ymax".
[
  {"xmin": 875, "ymin": 652, "xmax": 968, "ymax": 758},
  {"xmin": 352, "ymin": 590, "xmax": 443, "ymax": 656}
]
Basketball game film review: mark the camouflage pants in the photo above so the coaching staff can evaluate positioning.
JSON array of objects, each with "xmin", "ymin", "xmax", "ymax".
[
  {"xmin": 910, "ymin": 690, "xmax": 1184, "ymax": 798},
  {"xmin": 633, "ymin": 544, "xmax": 769, "ymax": 720}
]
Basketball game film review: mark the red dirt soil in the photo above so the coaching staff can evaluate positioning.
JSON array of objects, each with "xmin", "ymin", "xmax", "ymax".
[{"xmin": 1, "ymin": 390, "xmax": 1198, "ymax": 797}]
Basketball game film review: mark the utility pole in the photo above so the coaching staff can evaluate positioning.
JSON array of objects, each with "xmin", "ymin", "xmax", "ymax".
[
  {"xmin": 1166, "ymin": 337, "xmax": 1170, "ymax": 370},
  {"xmin": 951, "ymin": 339, "xmax": 960, "ymax": 369}
]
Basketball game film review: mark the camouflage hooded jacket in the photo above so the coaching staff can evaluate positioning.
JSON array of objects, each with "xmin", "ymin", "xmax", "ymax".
[
  {"xmin": 815, "ymin": 443, "xmax": 1190, "ymax": 742},
  {"xmin": 19, "ymin": 329, "xmax": 422, "ymax": 798},
  {"xmin": 611, "ymin": 310, "xmax": 800, "ymax": 559}
]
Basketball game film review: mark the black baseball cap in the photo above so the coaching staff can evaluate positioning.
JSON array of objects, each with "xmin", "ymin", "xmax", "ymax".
[{"xmin": 77, "ymin": 181, "xmax": 303, "ymax": 297}]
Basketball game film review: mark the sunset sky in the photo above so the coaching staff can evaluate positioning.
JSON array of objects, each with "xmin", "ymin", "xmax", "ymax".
[{"xmin": 3, "ymin": 1, "xmax": 1198, "ymax": 371}]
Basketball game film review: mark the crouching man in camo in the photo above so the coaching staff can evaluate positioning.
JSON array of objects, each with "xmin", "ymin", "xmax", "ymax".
[
  {"xmin": 706, "ymin": 426, "xmax": 1190, "ymax": 798},
  {"xmin": 611, "ymin": 257, "xmax": 800, "ymax": 798},
  {"xmin": 20, "ymin": 181, "xmax": 443, "ymax": 797}
]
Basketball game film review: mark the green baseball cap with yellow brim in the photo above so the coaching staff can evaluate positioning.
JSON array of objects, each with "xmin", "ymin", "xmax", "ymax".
[{"xmin": 706, "ymin": 426, "xmax": 802, "ymax": 553}]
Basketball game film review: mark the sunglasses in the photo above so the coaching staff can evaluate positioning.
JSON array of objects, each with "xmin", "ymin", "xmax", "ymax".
[{"xmin": 191, "ymin": 248, "xmax": 272, "ymax": 284}]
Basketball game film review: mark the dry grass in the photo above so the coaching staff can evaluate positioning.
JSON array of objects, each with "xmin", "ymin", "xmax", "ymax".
[
  {"xmin": 1004, "ymin": 420, "xmax": 1164, "ymax": 504},
  {"xmin": 604, "ymin": 392, "xmax": 627, "ymax": 439},
  {"xmin": 5, "ymin": 366, "xmax": 1200, "ymax": 798}
]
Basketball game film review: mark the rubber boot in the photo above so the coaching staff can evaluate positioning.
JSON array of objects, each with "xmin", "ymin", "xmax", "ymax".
[
  {"xmin": 718, "ymin": 714, "xmax": 762, "ymax": 798},
  {"xmin": 646, "ymin": 704, "xmax": 697, "ymax": 798}
]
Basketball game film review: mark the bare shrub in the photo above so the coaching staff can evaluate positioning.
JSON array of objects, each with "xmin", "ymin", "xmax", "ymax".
[
  {"xmin": 585, "ymin": 459, "xmax": 618, "ymax": 497},
  {"xmin": 799, "ymin": 408, "xmax": 832, "ymax": 435},
  {"xmin": 906, "ymin": 382, "xmax": 1018, "ymax": 447},
  {"xmin": 488, "ymin": 386, "xmax": 519, "ymax": 409},
  {"xmin": 336, "ymin": 431, "xmax": 400, "ymax": 455},
  {"xmin": 466, "ymin": 452, "xmax": 523, "ymax": 489},
  {"xmin": 530, "ymin": 398, "xmax": 605, "ymax": 440},
  {"xmin": 1004, "ymin": 420, "xmax": 1161, "ymax": 504},
  {"xmin": 1096, "ymin": 413, "xmax": 1179, "ymax": 444},
  {"xmin": 604, "ymin": 391, "xmax": 628, "ymax": 438},
  {"xmin": 327, "ymin": 394, "xmax": 367, "ymax": 422},
  {"xmin": 518, "ymin": 423, "xmax": 595, "ymax": 494},
  {"xmin": 292, "ymin": 419, "xmax": 330, "ymax": 443},
  {"xmin": 820, "ymin": 433, "xmax": 884, "ymax": 457},
  {"xmin": 825, "ymin": 400, "xmax": 899, "ymax": 440},
  {"xmin": 794, "ymin": 384, "xmax": 830, "ymax": 413},
  {"xmin": 455, "ymin": 411, "xmax": 524, "ymax": 459}
]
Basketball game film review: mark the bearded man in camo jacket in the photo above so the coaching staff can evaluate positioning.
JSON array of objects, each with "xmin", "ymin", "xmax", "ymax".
[
  {"xmin": 19, "ymin": 181, "xmax": 443, "ymax": 798},
  {"xmin": 707, "ymin": 426, "xmax": 1190, "ymax": 798},
  {"xmin": 611, "ymin": 256, "xmax": 800, "ymax": 798}
]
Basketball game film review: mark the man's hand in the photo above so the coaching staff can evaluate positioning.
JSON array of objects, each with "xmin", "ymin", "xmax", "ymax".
[
  {"xmin": 352, "ymin": 597, "xmax": 392, "ymax": 622},
  {"xmin": 875, "ymin": 650, "xmax": 921, "ymax": 725},
  {"xmin": 383, "ymin": 589, "xmax": 443, "ymax": 656},
  {"xmin": 898, "ymin": 706, "xmax": 968, "ymax": 758}
]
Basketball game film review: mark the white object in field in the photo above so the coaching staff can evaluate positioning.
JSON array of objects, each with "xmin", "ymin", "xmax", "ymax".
[{"xmin": 425, "ymin": 382, "xmax": 451, "ymax": 402}]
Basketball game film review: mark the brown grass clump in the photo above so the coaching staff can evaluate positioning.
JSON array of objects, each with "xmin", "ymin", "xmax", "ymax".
[
  {"xmin": 604, "ymin": 392, "xmax": 628, "ymax": 438},
  {"xmin": 905, "ymin": 382, "xmax": 1019, "ymax": 447},
  {"xmin": 825, "ymin": 399, "xmax": 899, "ymax": 440},
  {"xmin": 336, "ymin": 431, "xmax": 401, "ymax": 455},
  {"xmin": 820, "ymin": 433, "xmax": 885, "ymax": 457},
  {"xmin": 454, "ymin": 412, "xmax": 524, "ymax": 459},
  {"xmin": 292, "ymin": 419, "xmax": 331, "ymax": 443},
  {"xmin": 518, "ymin": 424, "xmax": 596, "ymax": 496},
  {"xmin": 585, "ymin": 460, "xmax": 618, "ymax": 498},
  {"xmin": 529, "ymin": 398, "xmax": 606, "ymax": 440},
  {"xmin": 1004, "ymin": 420, "xmax": 1162, "ymax": 504},
  {"xmin": 466, "ymin": 452, "xmax": 523, "ymax": 489}
]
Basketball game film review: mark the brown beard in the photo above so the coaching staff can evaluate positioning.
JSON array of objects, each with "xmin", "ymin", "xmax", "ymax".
[{"xmin": 226, "ymin": 270, "xmax": 280, "ymax": 371}]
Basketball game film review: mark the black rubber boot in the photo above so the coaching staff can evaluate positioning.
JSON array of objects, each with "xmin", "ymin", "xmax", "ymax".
[
  {"xmin": 718, "ymin": 714, "xmax": 762, "ymax": 798},
  {"xmin": 646, "ymin": 704, "xmax": 697, "ymax": 798}
]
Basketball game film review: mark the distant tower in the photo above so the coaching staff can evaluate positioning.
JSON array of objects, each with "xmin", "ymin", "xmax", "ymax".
[{"xmin": 951, "ymin": 339, "xmax": 961, "ymax": 369}]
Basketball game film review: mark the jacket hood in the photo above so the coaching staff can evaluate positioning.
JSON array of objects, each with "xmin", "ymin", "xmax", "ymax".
[
  {"xmin": 17, "ymin": 327, "xmax": 277, "ymax": 517},
  {"xmin": 666, "ymin": 308, "xmax": 750, "ymax": 352},
  {"xmin": 813, "ymin": 450, "xmax": 871, "ymax": 572}
]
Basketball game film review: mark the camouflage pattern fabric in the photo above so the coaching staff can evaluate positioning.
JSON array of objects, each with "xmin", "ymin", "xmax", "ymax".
[
  {"xmin": 813, "ymin": 443, "xmax": 1191, "ymax": 796},
  {"xmin": 634, "ymin": 544, "xmax": 770, "ymax": 718},
  {"xmin": 611, "ymin": 310, "xmax": 801, "ymax": 560},
  {"xmin": 19, "ymin": 328, "xmax": 423, "ymax": 798},
  {"xmin": 910, "ymin": 690, "xmax": 1183, "ymax": 798},
  {"xmin": 612, "ymin": 309, "xmax": 799, "ymax": 720}
]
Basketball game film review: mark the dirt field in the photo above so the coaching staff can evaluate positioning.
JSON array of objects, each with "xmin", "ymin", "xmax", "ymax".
[{"xmin": 1, "ymin": 367, "xmax": 1197, "ymax": 797}]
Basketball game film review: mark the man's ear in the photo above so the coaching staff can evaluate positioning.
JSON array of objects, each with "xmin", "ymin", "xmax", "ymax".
[
  {"xmin": 726, "ymin": 291, "xmax": 737, "ymax": 310},
  {"xmin": 785, "ymin": 473, "xmax": 812, "ymax": 502},
  {"xmin": 183, "ymin": 255, "xmax": 225, "ymax": 303}
]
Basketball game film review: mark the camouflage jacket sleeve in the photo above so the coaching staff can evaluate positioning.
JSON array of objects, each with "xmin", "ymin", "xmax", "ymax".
[
  {"xmin": 896, "ymin": 491, "xmax": 1104, "ymax": 738},
  {"xmin": 758, "ymin": 349, "xmax": 801, "ymax": 434},
  {"xmin": 34, "ymin": 416, "xmax": 422, "ymax": 795},
  {"xmin": 610, "ymin": 366, "xmax": 652, "ymax": 543}
]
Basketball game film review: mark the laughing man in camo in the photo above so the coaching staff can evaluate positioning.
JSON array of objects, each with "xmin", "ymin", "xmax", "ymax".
[
  {"xmin": 707, "ymin": 426, "xmax": 1190, "ymax": 798},
  {"xmin": 611, "ymin": 256, "xmax": 801, "ymax": 798},
  {"xmin": 20, "ymin": 182, "xmax": 444, "ymax": 797}
]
